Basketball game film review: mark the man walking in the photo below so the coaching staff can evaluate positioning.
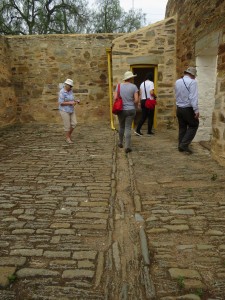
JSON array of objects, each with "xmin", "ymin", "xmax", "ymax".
[{"xmin": 175, "ymin": 67, "xmax": 199, "ymax": 154}]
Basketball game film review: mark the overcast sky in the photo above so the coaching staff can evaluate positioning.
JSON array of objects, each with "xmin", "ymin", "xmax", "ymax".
[
  {"xmin": 120, "ymin": 0, "xmax": 168, "ymax": 23},
  {"xmin": 88, "ymin": 0, "xmax": 168, "ymax": 24}
]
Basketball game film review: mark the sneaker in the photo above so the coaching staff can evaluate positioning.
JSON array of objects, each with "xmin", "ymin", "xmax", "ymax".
[
  {"xmin": 118, "ymin": 143, "xmax": 123, "ymax": 148},
  {"xmin": 184, "ymin": 148, "xmax": 193, "ymax": 154},
  {"xmin": 178, "ymin": 147, "xmax": 184, "ymax": 152},
  {"xmin": 147, "ymin": 132, "xmax": 154, "ymax": 135},
  {"xmin": 125, "ymin": 148, "xmax": 132, "ymax": 153},
  {"xmin": 135, "ymin": 131, "xmax": 143, "ymax": 136},
  {"xmin": 178, "ymin": 146, "xmax": 193, "ymax": 154}
]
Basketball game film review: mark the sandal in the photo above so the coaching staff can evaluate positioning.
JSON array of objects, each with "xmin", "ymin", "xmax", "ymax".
[{"xmin": 66, "ymin": 138, "xmax": 74, "ymax": 144}]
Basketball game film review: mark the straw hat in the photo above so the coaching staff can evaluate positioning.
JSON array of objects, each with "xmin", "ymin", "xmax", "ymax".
[
  {"xmin": 184, "ymin": 67, "xmax": 197, "ymax": 77},
  {"xmin": 64, "ymin": 79, "xmax": 74, "ymax": 86},
  {"xmin": 123, "ymin": 71, "xmax": 137, "ymax": 81}
]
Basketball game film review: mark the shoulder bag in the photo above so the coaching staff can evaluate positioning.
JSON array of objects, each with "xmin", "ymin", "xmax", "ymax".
[
  {"xmin": 112, "ymin": 84, "xmax": 123, "ymax": 115},
  {"xmin": 144, "ymin": 81, "xmax": 157, "ymax": 110},
  {"xmin": 182, "ymin": 78, "xmax": 190, "ymax": 92}
]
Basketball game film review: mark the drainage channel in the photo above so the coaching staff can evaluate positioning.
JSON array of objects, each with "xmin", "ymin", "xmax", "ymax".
[{"xmin": 104, "ymin": 135, "xmax": 156, "ymax": 299}]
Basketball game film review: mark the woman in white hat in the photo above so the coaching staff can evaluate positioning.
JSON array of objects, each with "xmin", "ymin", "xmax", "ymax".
[
  {"xmin": 58, "ymin": 78, "xmax": 79, "ymax": 144},
  {"xmin": 113, "ymin": 71, "xmax": 139, "ymax": 153}
]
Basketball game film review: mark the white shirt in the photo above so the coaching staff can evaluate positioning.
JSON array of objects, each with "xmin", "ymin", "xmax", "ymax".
[
  {"xmin": 175, "ymin": 75, "xmax": 199, "ymax": 113},
  {"xmin": 140, "ymin": 80, "xmax": 154, "ymax": 99}
]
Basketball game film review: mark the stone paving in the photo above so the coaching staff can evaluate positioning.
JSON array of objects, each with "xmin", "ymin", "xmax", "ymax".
[{"xmin": 0, "ymin": 123, "xmax": 224, "ymax": 300}]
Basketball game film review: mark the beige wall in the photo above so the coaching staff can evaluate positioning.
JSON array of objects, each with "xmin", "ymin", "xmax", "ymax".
[
  {"xmin": 0, "ymin": 36, "xmax": 18, "ymax": 127},
  {"xmin": 211, "ymin": 40, "xmax": 225, "ymax": 165},
  {"xmin": 5, "ymin": 33, "xmax": 120, "ymax": 124},
  {"xmin": 1, "ymin": 20, "xmax": 178, "ymax": 131},
  {"xmin": 111, "ymin": 17, "xmax": 177, "ymax": 129}
]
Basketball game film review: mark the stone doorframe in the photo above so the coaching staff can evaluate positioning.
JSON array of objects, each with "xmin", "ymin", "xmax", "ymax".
[{"xmin": 194, "ymin": 31, "xmax": 220, "ymax": 143}]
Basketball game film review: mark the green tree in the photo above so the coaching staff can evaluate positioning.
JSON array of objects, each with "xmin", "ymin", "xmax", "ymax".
[
  {"xmin": 89, "ymin": 0, "xmax": 146, "ymax": 33},
  {"xmin": 0, "ymin": 0, "xmax": 90, "ymax": 35},
  {"xmin": 0, "ymin": 0, "xmax": 146, "ymax": 35}
]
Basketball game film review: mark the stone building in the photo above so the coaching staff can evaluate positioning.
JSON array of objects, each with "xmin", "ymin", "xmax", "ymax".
[
  {"xmin": 0, "ymin": 0, "xmax": 224, "ymax": 165},
  {"xmin": 166, "ymin": 0, "xmax": 225, "ymax": 166}
]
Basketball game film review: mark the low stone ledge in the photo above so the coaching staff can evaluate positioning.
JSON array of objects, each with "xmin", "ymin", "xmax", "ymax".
[
  {"xmin": 62, "ymin": 269, "xmax": 94, "ymax": 279},
  {"xmin": 0, "ymin": 257, "xmax": 26, "ymax": 266},
  {"xmin": 16, "ymin": 268, "xmax": 59, "ymax": 278},
  {"xmin": 169, "ymin": 268, "xmax": 201, "ymax": 279}
]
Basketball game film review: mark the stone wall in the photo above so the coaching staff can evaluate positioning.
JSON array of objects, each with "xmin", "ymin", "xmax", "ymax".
[
  {"xmin": 1, "ymin": 0, "xmax": 224, "ymax": 165},
  {"xmin": 165, "ymin": 0, "xmax": 225, "ymax": 73},
  {"xmin": 0, "ymin": 36, "xmax": 18, "ymax": 127},
  {"xmin": 166, "ymin": 0, "xmax": 225, "ymax": 166},
  {"xmin": 112, "ymin": 17, "xmax": 177, "ymax": 129},
  {"xmin": 211, "ymin": 40, "xmax": 225, "ymax": 165},
  {"xmin": 1, "ymin": 20, "xmax": 177, "ymax": 130},
  {"xmin": 5, "ymin": 34, "xmax": 119, "ymax": 124}
]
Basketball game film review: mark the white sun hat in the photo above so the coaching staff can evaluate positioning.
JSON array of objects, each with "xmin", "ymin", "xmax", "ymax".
[
  {"xmin": 185, "ymin": 67, "xmax": 197, "ymax": 77},
  {"xmin": 64, "ymin": 79, "xmax": 74, "ymax": 86},
  {"xmin": 123, "ymin": 71, "xmax": 137, "ymax": 81}
]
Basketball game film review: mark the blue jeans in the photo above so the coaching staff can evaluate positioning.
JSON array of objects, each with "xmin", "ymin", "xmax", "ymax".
[{"xmin": 117, "ymin": 109, "xmax": 136, "ymax": 149}]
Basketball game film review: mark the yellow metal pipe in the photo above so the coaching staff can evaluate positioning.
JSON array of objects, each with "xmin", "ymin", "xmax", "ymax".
[{"xmin": 106, "ymin": 48, "xmax": 115, "ymax": 130}]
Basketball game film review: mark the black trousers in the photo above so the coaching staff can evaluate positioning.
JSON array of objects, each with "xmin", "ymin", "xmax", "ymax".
[
  {"xmin": 136, "ymin": 100, "xmax": 155, "ymax": 133},
  {"xmin": 176, "ymin": 106, "xmax": 199, "ymax": 149}
]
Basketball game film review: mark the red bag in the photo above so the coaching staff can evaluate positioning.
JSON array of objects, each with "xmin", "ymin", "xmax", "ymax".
[
  {"xmin": 112, "ymin": 84, "xmax": 123, "ymax": 115},
  {"xmin": 145, "ymin": 99, "xmax": 157, "ymax": 110},
  {"xmin": 143, "ymin": 81, "xmax": 157, "ymax": 109}
]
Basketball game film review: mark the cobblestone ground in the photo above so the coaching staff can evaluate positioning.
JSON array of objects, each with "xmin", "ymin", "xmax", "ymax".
[{"xmin": 0, "ymin": 123, "xmax": 224, "ymax": 300}]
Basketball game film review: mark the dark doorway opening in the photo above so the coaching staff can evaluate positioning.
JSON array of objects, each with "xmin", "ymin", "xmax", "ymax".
[
  {"xmin": 131, "ymin": 65, "xmax": 157, "ymax": 129},
  {"xmin": 132, "ymin": 66, "xmax": 155, "ymax": 89}
]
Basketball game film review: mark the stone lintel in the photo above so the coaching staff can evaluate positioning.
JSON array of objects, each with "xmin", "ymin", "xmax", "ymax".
[
  {"xmin": 127, "ymin": 55, "xmax": 163, "ymax": 65},
  {"xmin": 195, "ymin": 30, "xmax": 221, "ymax": 56}
]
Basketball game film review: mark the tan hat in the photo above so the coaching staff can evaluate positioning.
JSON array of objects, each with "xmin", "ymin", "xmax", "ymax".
[
  {"xmin": 64, "ymin": 79, "xmax": 73, "ymax": 86},
  {"xmin": 123, "ymin": 71, "xmax": 137, "ymax": 81},
  {"xmin": 184, "ymin": 67, "xmax": 197, "ymax": 77}
]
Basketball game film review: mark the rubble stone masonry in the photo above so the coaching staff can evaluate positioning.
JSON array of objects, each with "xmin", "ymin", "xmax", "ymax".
[
  {"xmin": 166, "ymin": 0, "xmax": 225, "ymax": 166},
  {"xmin": 1, "ymin": 34, "xmax": 119, "ymax": 125},
  {"xmin": 112, "ymin": 17, "xmax": 177, "ymax": 129},
  {"xmin": 0, "ymin": 19, "xmax": 177, "ymax": 130},
  {"xmin": 0, "ymin": 0, "xmax": 224, "ymax": 166},
  {"xmin": 0, "ymin": 36, "xmax": 17, "ymax": 127}
]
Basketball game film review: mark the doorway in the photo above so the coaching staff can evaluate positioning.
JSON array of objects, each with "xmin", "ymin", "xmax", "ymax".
[{"xmin": 131, "ymin": 65, "xmax": 158, "ymax": 129}]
